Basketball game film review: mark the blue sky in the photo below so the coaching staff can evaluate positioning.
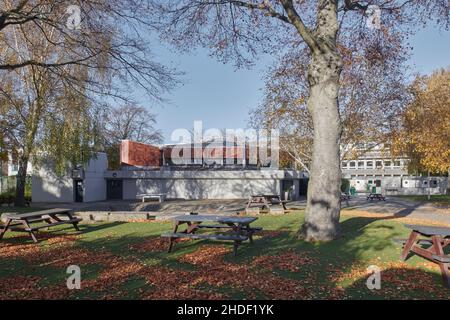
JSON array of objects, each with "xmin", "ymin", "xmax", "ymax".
[{"xmin": 137, "ymin": 24, "xmax": 449, "ymax": 143}]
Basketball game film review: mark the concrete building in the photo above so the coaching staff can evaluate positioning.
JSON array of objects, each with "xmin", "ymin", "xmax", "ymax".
[
  {"xmin": 31, "ymin": 140, "xmax": 448, "ymax": 203},
  {"xmin": 0, "ymin": 152, "xmax": 33, "ymax": 193},
  {"xmin": 32, "ymin": 153, "xmax": 107, "ymax": 203},
  {"xmin": 341, "ymin": 144, "xmax": 448, "ymax": 195},
  {"xmin": 32, "ymin": 140, "xmax": 307, "ymax": 203},
  {"xmin": 0, "ymin": 153, "xmax": 33, "ymax": 177}
]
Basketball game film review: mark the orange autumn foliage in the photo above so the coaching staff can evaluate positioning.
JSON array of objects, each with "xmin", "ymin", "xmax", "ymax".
[{"xmin": 393, "ymin": 68, "xmax": 450, "ymax": 174}]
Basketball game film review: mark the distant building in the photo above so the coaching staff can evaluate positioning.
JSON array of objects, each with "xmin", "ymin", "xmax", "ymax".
[
  {"xmin": 341, "ymin": 144, "xmax": 448, "ymax": 195},
  {"xmin": 30, "ymin": 140, "xmax": 450, "ymax": 203},
  {"xmin": 0, "ymin": 152, "xmax": 33, "ymax": 193},
  {"xmin": 0, "ymin": 153, "xmax": 33, "ymax": 177},
  {"xmin": 32, "ymin": 140, "xmax": 305, "ymax": 203}
]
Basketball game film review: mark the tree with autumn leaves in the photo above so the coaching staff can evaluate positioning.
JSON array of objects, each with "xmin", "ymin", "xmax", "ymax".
[
  {"xmin": 393, "ymin": 68, "xmax": 450, "ymax": 182},
  {"xmin": 0, "ymin": 0, "xmax": 179, "ymax": 205},
  {"xmin": 250, "ymin": 43, "xmax": 409, "ymax": 173},
  {"xmin": 152, "ymin": 0, "xmax": 448, "ymax": 241}
]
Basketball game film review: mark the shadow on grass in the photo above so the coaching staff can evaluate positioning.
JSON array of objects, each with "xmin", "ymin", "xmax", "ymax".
[
  {"xmin": 1, "ymin": 214, "xmax": 448, "ymax": 299},
  {"xmin": 0, "ymin": 221, "xmax": 128, "ymax": 245},
  {"xmin": 342, "ymin": 265, "xmax": 449, "ymax": 299}
]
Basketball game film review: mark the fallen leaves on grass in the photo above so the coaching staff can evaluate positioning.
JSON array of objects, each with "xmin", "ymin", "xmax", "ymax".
[
  {"xmin": 0, "ymin": 240, "xmax": 41, "ymax": 261},
  {"xmin": 128, "ymin": 237, "xmax": 189, "ymax": 253},
  {"xmin": 256, "ymin": 230, "xmax": 287, "ymax": 238},
  {"xmin": 0, "ymin": 275, "xmax": 72, "ymax": 300},
  {"xmin": 329, "ymin": 261, "xmax": 450, "ymax": 299},
  {"xmin": 178, "ymin": 245, "xmax": 231, "ymax": 266},
  {"xmin": 177, "ymin": 245, "xmax": 313, "ymax": 299},
  {"xmin": 252, "ymin": 250, "xmax": 315, "ymax": 272},
  {"xmin": 139, "ymin": 266, "xmax": 226, "ymax": 300},
  {"xmin": 3, "ymin": 226, "xmax": 450, "ymax": 300},
  {"xmin": 0, "ymin": 234, "xmax": 78, "ymax": 262}
]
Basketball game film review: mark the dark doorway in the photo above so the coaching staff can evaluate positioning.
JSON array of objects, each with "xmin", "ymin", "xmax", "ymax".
[
  {"xmin": 107, "ymin": 179, "xmax": 123, "ymax": 200},
  {"xmin": 281, "ymin": 180, "xmax": 294, "ymax": 200},
  {"xmin": 74, "ymin": 180, "xmax": 84, "ymax": 202},
  {"xmin": 299, "ymin": 178, "xmax": 309, "ymax": 196}
]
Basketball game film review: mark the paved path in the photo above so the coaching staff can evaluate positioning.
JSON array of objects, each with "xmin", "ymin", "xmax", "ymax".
[
  {"xmin": 30, "ymin": 196, "xmax": 449, "ymax": 224},
  {"xmin": 289, "ymin": 196, "xmax": 450, "ymax": 223}
]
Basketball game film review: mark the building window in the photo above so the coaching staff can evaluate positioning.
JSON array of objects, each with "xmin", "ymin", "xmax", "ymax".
[
  {"xmin": 384, "ymin": 161, "xmax": 391, "ymax": 168},
  {"xmin": 349, "ymin": 161, "xmax": 356, "ymax": 168},
  {"xmin": 366, "ymin": 161, "xmax": 373, "ymax": 168},
  {"xmin": 342, "ymin": 162, "xmax": 347, "ymax": 168},
  {"xmin": 376, "ymin": 161, "xmax": 383, "ymax": 168},
  {"xmin": 357, "ymin": 161, "xmax": 364, "ymax": 169},
  {"xmin": 393, "ymin": 160, "xmax": 401, "ymax": 167}
]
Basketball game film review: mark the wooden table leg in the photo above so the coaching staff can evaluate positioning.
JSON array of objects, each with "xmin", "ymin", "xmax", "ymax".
[
  {"xmin": 186, "ymin": 222, "xmax": 200, "ymax": 234},
  {"xmin": 233, "ymin": 240, "xmax": 241, "ymax": 256},
  {"xmin": 242, "ymin": 224, "xmax": 253, "ymax": 244},
  {"xmin": 234, "ymin": 224, "xmax": 244, "ymax": 256},
  {"xmin": 66, "ymin": 213, "xmax": 80, "ymax": 231},
  {"xmin": 432, "ymin": 235, "xmax": 450, "ymax": 287},
  {"xmin": 22, "ymin": 220, "xmax": 38, "ymax": 243},
  {"xmin": 401, "ymin": 230, "xmax": 419, "ymax": 261},
  {"xmin": 246, "ymin": 197, "xmax": 253, "ymax": 209},
  {"xmin": 0, "ymin": 218, "xmax": 12, "ymax": 240},
  {"xmin": 263, "ymin": 198, "xmax": 270, "ymax": 210},
  {"xmin": 168, "ymin": 221, "xmax": 180, "ymax": 253}
]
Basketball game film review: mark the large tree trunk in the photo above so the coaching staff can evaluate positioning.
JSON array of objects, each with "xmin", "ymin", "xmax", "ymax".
[
  {"xmin": 295, "ymin": 0, "xmax": 343, "ymax": 242},
  {"xmin": 299, "ymin": 51, "xmax": 342, "ymax": 241},
  {"xmin": 15, "ymin": 118, "xmax": 37, "ymax": 207},
  {"xmin": 15, "ymin": 155, "xmax": 29, "ymax": 206}
]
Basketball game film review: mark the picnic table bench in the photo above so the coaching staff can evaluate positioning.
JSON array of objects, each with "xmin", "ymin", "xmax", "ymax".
[
  {"xmin": 137, "ymin": 193, "xmax": 166, "ymax": 203},
  {"xmin": 246, "ymin": 194, "xmax": 288, "ymax": 210},
  {"xmin": 161, "ymin": 214, "xmax": 262, "ymax": 256},
  {"xmin": 400, "ymin": 224, "xmax": 450, "ymax": 287},
  {"xmin": 367, "ymin": 193, "xmax": 386, "ymax": 201},
  {"xmin": 0, "ymin": 208, "xmax": 81, "ymax": 243}
]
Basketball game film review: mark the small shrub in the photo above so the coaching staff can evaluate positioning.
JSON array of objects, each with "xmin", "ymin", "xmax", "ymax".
[{"xmin": 341, "ymin": 178, "xmax": 350, "ymax": 193}]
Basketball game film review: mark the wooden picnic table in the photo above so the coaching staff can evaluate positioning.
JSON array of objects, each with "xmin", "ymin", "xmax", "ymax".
[
  {"xmin": 400, "ymin": 224, "xmax": 450, "ymax": 287},
  {"xmin": 246, "ymin": 194, "xmax": 288, "ymax": 210},
  {"xmin": 161, "ymin": 214, "xmax": 262, "ymax": 256},
  {"xmin": 0, "ymin": 208, "xmax": 82, "ymax": 243},
  {"xmin": 366, "ymin": 193, "xmax": 386, "ymax": 201}
]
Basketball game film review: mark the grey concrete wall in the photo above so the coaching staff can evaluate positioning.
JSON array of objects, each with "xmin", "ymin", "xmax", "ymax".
[
  {"xmin": 83, "ymin": 154, "xmax": 108, "ymax": 202},
  {"xmin": 118, "ymin": 170, "xmax": 287, "ymax": 200},
  {"xmin": 32, "ymin": 153, "xmax": 108, "ymax": 203},
  {"xmin": 32, "ymin": 164, "xmax": 73, "ymax": 202}
]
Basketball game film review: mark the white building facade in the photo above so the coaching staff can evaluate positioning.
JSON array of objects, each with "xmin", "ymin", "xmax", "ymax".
[{"xmin": 341, "ymin": 145, "xmax": 448, "ymax": 195}]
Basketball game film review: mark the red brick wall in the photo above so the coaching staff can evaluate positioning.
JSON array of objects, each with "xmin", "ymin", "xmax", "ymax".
[{"xmin": 120, "ymin": 140, "xmax": 161, "ymax": 167}]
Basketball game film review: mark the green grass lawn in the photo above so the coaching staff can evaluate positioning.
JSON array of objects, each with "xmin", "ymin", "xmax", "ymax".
[
  {"xmin": 394, "ymin": 195, "xmax": 450, "ymax": 205},
  {"xmin": 0, "ymin": 210, "xmax": 449, "ymax": 299}
]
